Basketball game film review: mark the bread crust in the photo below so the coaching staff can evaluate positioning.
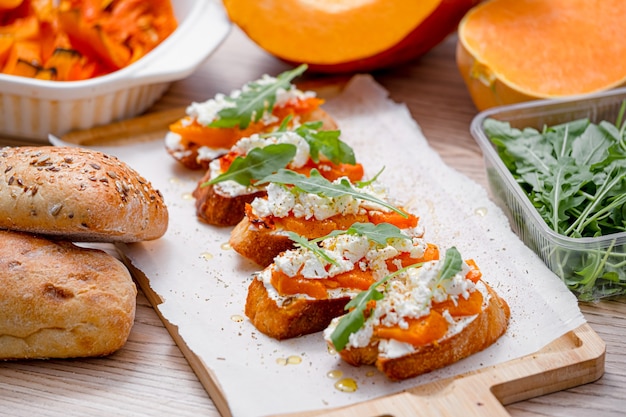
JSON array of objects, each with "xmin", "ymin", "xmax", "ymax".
[
  {"xmin": 336, "ymin": 282, "xmax": 510, "ymax": 380},
  {"xmin": 166, "ymin": 140, "xmax": 212, "ymax": 171},
  {"xmin": 0, "ymin": 146, "xmax": 168, "ymax": 242},
  {"xmin": 0, "ymin": 230, "xmax": 137, "ymax": 360},
  {"xmin": 229, "ymin": 216, "xmax": 294, "ymax": 267},
  {"xmin": 245, "ymin": 278, "xmax": 350, "ymax": 340},
  {"xmin": 192, "ymin": 171, "xmax": 266, "ymax": 227}
]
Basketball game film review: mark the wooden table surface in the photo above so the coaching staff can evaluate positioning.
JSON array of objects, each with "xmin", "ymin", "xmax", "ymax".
[{"xmin": 2, "ymin": 27, "xmax": 626, "ymax": 417}]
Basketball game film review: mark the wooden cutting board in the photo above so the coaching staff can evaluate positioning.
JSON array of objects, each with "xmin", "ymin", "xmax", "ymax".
[
  {"xmin": 127, "ymin": 261, "xmax": 604, "ymax": 417},
  {"xmin": 62, "ymin": 106, "xmax": 606, "ymax": 417}
]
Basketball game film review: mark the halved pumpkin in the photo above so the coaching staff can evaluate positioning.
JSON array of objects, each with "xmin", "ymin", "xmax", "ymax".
[
  {"xmin": 223, "ymin": 0, "xmax": 480, "ymax": 73},
  {"xmin": 457, "ymin": 0, "xmax": 626, "ymax": 110},
  {"xmin": 0, "ymin": 0, "xmax": 23, "ymax": 10}
]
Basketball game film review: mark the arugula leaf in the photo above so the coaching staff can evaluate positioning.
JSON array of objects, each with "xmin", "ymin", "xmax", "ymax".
[
  {"xmin": 204, "ymin": 144, "xmax": 297, "ymax": 186},
  {"xmin": 312, "ymin": 222, "xmax": 410, "ymax": 246},
  {"xmin": 330, "ymin": 247, "xmax": 462, "ymax": 352},
  {"xmin": 287, "ymin": 223, "xmax": 410, "ymax": 266},
  {"xmin": 209, "ymin": 64, "xmax": 308, "ymax": 129},
  {"xmin": 261, "ymin": 121, "xmax": 356, "ymax": 165},
  {"xmin": 437, "ymin": 246, "xmax": 463, "ymax": 282},
  {"xmin": 286, "ymin": 232, "xmax": 339, "ymax": 266},
  {"xmin": 259, "ymin": 169, "xmax": 408, "ymax": 217},
  {"xmin": 295, "ymin": 122, "xmax": 356, "ymax": 165},
  {"xmin": 355, "ymin": 167, "xmax": 385, "ymax": 188}
]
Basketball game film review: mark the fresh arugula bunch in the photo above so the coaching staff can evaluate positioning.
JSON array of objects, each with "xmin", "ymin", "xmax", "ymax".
[
  {"xmin": 259, "ymin": 169, "xmax": 408, "ymax": 217},
  {"xmin": 329, "ymin": 247, "xmax": 463, "ymax": 351},
  {"xmin": 209, "ymin": 64, "xmax": 308, "ymax": 129},
  {"xmin": 484, "ymin": 109, "xmax": 626, "ymax": 300},
  {"xmin": 286, "ymin": 222, "xmax": 411, "ymax": 266},
  {"xmin": 485, "ymin": 116, "xmax": 626, "ymax": 238}
]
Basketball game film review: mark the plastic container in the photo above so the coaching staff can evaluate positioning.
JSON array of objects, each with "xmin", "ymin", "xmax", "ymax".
[
  {"xmin": 471, "ymin": 89, "xmax": 626, "ymax": 302},
  {"xmin": 0, "ymin": 0, "xmax": 231, "ymax": 142}
]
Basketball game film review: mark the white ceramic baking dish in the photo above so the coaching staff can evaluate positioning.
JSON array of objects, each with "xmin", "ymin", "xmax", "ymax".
[{"xmin": 0, "ymin": 0, "xmax": 231, "ymax": 142}]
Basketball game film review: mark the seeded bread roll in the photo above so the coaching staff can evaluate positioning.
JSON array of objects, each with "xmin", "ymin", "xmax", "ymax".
[
  {"xmin": 0, "ymin": 230, "xmax": 137, "ymax": 360},
  {"xmin": 0, "ymin": 146, "xmax": 168, "ymax": 242}
]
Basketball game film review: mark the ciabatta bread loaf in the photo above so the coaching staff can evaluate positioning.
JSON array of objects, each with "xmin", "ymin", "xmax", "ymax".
[
  {"xmin": 0, "ymin": 146, "xmax": 168, "ymax": 242},
  {"xmin": 0, "ymin": 230, "xmax": 137, "ymax": 360},
  {"xmin": 324, "ymin": 250, "xmax": 510, "ymax": 381}
]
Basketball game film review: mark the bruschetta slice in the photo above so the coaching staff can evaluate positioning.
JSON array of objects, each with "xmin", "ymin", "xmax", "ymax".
[
  {"xmin": 245, "ymin": 223, "xmax": 440, "ymax": 340},
  {"xmin": 193, "ymin": 122, "xmax": 363, "ymax": 226},
  {"xmin": 324, "ymin": 247, "xmax": 510, "ymax": 381},
  {"xmin": 165, "ymin": 64, "xmax": 336, "ymax": 170},
  {"xmin": 229, "ymin": 169, "xmax": 420, "ymax": 267}
]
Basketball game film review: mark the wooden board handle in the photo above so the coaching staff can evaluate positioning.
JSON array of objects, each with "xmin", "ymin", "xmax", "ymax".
[{"xmin": 284, "ymin": 323, "xmax": 604, "ymax": 417}]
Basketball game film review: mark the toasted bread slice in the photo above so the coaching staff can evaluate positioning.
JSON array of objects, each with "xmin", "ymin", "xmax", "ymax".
[
  {"xmin": 245, "ymin": 279, "xmax": 351, "ymax": 340},
  {"xmin": 164, "ymin": 64, "xmax": 335, "ymax": 171},
  {"xmin": 244, "ymin": 229, "xmax": 437, "ymax": 340},
  {"xmin": 230, "ymin": 217, "xmax": 294, "ymax": 267},
  {"xmin": 192, "ymin": 169, "xmax": 267, "ymax": 226},
  {"xmin": 375, "ymin": 283, "xmax": 510, "ymax": 380},
  {"xmin": 230, "ymin": 214, "xmax": 423, "ymax": 268},
  {"xmin": 327, "ymin": 280, "xmax": 510, "ymax": 381},
  {"xmin": 193, "ymin": 183, "xmax": 266, "ymax": 226},
  {"xmin": 167, "ymin": 105, "xmax": 337, "ymax": 171},
  {"xmin": 192, "ymin": 111, "xmax": 361, "ymax": 227}
]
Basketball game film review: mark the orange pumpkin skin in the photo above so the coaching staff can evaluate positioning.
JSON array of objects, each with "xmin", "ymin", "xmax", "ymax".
[
  {"xmin": 304, "ymin": 0, "xmax": 481, "ymax": 74},
  {"xmin": 224, "ymin": 0, "xmax": 480, "ymax": 74}
]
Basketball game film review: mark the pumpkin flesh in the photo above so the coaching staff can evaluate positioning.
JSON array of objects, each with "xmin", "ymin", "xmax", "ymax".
[{"xmin": 457, "ymin": 0, "xmax": 626, "ymax": 110}]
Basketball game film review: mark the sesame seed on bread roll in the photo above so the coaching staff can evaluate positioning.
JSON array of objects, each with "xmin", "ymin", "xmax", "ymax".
[{"xmin": 0, "ymin": 146, "xmax": 168, "ymax": 243}]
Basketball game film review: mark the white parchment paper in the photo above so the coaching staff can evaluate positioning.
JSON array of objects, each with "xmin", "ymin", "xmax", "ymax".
[{"xmin": 71, "ymin": 75, "xmax": 585, "ymax": 417}]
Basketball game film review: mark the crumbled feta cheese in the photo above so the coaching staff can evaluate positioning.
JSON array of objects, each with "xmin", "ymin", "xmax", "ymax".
[
  {"xmin": 249, "ymin": 177, "xmax": 390, "ymax": 221},
  {"xmin": 333, "ymin": 256, "xmax": 482, "ymax": 356},
  {"xmin": 253, "ymin": 183, "xmax": 296, "ymax": 218},
  {"xmin": 264, "ymin": 232, "xmax": 431, "ymax": 305},
  {"xmin": 164, "ymin": 131, "xmax": 184, "ymax": 152},
  {"xmin": 208, "ymin": 131, "xmax": 312, "ymax": 197},
  {"xmin": 186, "ymin": 93, "xmax": 235, "ymax": 125},
  {"xmin": 197, "ymin": 146, "xmax": 228, "ymax": 165},
  {"xmin": 378, "ymin": 339, "xmax": 416, "ymax": 359},
  {"xmin": 164, "ymin": 132, "xmax": 192, "ymax": 161},
  {"xmin": 186, "ymin": 74, "xmax": 316, "ymax": 127}
]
